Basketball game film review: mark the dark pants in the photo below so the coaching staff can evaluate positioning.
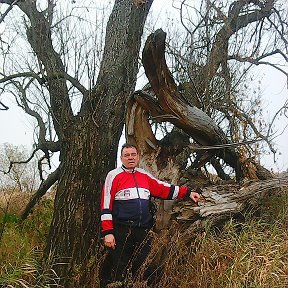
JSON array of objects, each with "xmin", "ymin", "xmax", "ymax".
[{"xmin": 100, "ymin": 224, "xmax": 152, "ymax": 287}]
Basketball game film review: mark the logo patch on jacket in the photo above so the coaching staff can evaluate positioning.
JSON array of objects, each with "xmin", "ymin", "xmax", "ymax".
[{"xmin": 123, "ymin": 189, "xmax": 131, "ymax": 197}]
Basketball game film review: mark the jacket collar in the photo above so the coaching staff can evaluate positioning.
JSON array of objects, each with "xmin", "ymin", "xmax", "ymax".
[{"xmin": 121, "ymin": 165, "xmax": 136, "ymax": 173}]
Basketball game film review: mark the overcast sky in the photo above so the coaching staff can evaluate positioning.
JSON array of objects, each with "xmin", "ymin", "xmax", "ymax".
[{"xmin": 0, "ymin": 0, "xmax": 287, "ymax": 172}]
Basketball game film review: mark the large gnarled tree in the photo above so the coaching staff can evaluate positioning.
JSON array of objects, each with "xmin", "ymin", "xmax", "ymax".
[
  {"xmin": 127, "ymin": 0, "xmax": 287, "ymax": 183},
  {"xmin": 0, "ymin": 0, "xmax": 153, "ymax": 286},
  {"xmin": 0, "ymin": 0, "xmax": 287, "ymax": 287}
]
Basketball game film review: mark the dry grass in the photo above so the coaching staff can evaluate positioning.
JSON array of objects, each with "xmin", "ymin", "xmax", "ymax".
[
  {"xmin": 0, "ymin": 189, "xmax": 55, "ymax": 287},
  {"xmin": 140, "ymin": 190, "xmax": 288, "ymax": 288},
  {"xmin": 0, "ymin": 188, "xmax": 288, "ymax": 287},
  {"xmin": 0, "ymin": 188, "xmax": 32, "ymax": 216},
  {"xmin": 0, "ymin": 188, "xmax": 55, "ymax": 216}
]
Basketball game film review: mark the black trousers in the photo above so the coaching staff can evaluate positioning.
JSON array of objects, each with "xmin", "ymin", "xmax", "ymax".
[{"xmin": 100, "ymin": 224, "xmax": 152, "ymax": 286}]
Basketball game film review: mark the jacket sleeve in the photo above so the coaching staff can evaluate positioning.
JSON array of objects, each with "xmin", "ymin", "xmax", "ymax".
[
  {"xmin": 100, "ymin": 172, "xmax": 116, "ymax": 237},
  {"xmin": 141, "ymin": 169, "xmax": 191, "ymax": 200}
]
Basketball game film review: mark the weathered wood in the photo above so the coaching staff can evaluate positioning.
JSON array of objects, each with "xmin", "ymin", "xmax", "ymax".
[
  {"xmin": 171, "ymin": 174, "xmax": 288, "ymax": 229},
  {"xmin": 20, "ymin": 166, "xmax": 60, "ymax": 221},
  {"xmin": 130, "ymin": 28, "xmax": 245, "ymax": 181},
  {"xmin": 126, "ymin": 95, "xmax": 190, "ymax": 183}
]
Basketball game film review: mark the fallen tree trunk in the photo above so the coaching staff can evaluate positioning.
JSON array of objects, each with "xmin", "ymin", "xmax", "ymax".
[{"xmin": 171, "ymin": 173, "xmax": 288, "ymax": 233}]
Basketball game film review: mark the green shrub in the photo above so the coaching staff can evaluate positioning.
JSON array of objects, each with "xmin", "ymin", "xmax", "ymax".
[{"xmin": 1, "ymin": 213, "xmax": 19, "ymax": 224}]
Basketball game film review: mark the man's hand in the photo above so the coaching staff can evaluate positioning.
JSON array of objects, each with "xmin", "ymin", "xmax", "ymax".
[
  {"xmin": 190, "ymin": 191, "xmax": 201, "ymax": 203},
  {"xmin": 104, "ymin": 234, "xmax": 116, "ymax": 249}
]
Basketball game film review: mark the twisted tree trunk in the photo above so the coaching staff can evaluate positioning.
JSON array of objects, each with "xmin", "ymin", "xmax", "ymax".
[
  {"xmin": 127, "ymin": 29, "xmax": 245, "ymax": 182},
  {"xmin": 172, "ymin": 174, "xmax": 288, "ymax": 232}
]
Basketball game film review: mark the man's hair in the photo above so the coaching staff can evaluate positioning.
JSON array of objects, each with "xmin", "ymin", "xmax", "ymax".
[{"xmin": 121, "ymin": 143, "xmax": 138, "ymax": 155}]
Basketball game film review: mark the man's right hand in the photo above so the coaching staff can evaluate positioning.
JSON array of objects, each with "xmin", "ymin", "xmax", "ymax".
[{"xmin": 104, "ymin": 234, "xmax": 116, "ymax": 249}]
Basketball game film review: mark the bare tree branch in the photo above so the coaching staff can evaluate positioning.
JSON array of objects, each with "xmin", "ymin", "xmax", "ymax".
[
  {"xmin": 204, "ymin": 0, "xmax": 274, "ymax": 80},
  {"xmin": 0, "ymin": 0, "xmax": 20, "ymax": 24},
  {"xmin": 230, "ymin": 50, "xmax": 288, "ymax": 79},
  {"xmin": 267, "ymin": 9, "xmax": 288, "ymax": 47},
  {"xmin": 267, "ymin": 99, "xmax": 288, "ymax": 140},
  {"xmin": 0, "ymin": 71, "xmax": 43, "ymax": 84},
  {"xmin": 20, "ymin": 165, "xmax": 60, "ymax": 220},
  {"xmin": 4, "ymin": 148, "xmax": 38, "ymax": 174},
  {"xmin": 227, "ymin": 105, "xmax": 277, "ymax": 154},
  {"xmin": 3, "ymin": 139, "xmax": 60, "ymax": 175},
  {"xmin": 13, "ymin": 81, "xmax": 47, "ymax": 142},
  {"xmin": 0, "ymin": 70, "xmax": 88, "ymax": 96},
  {"xmin": 0, "ymin": 100, "xmax": 8, "ymax": 110},
  {"xmin": 188, "ymin": 138, "xmax": 264, "ymax": 151},
  {"xmin": 4, "ymin": 78, "xmax": 61, "ymax": 172},
  {"xmin": 16, "ymin": 0, "xmax": 74, "ymax": 135}
]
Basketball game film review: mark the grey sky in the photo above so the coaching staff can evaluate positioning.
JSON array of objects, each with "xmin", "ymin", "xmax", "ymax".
[{"xmin": 0, "ymin": 0, "xmax": 287, "ymax": 172}]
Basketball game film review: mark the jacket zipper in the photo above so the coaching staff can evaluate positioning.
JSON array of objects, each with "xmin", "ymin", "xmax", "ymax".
[{"xmin": 132, "ymin": 171, "xmax": 142, "ymax": 227}]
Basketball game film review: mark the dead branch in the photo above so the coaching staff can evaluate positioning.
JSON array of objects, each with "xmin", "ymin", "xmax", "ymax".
[
  {"xmin": 4, "ymin": 149, "xmax": 38, "ymax": 174},
  {"xmin": 172, "ymin": 173, "xmax": 288, "ymax": 229},
  {"xmin": 0, "ymin": 100, "xmax": 8, "ymax": 110},
  {"xmin": 4, "ymin": 140, "xmax": 60, "ymax": 175},
  {"xmin": 20, "ymin": 165, "xmax": 60, "ymax": 220},
  {"xmin": 138, "ymin": 28, "xmax": 244, "ymax": 180},
  {"xmin": 0, "ymin": 0, "xmax": 20, "ymax": 23},
  {"xmin": 0, "ymin": 71, "xmax": 43, "ymax": 84}
]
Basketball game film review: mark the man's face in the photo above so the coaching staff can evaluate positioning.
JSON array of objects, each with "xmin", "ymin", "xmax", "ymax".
[{"xmin": 120, "ymin": 147, "xmax": 139, "ymax": 169}]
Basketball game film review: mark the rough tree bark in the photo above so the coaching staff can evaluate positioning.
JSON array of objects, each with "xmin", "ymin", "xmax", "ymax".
[
  {"xmin": 5, "ymin": 1, "xmax": 154, "ymax": 287},
  {"xmin": 0, "ymin": 1, "xmax": 285, "ymax": 286}
]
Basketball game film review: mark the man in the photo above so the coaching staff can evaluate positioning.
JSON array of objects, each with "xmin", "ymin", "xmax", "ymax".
[{"xmin": 100, "ymin": 143, "xmax": 201, "ymax": 286}]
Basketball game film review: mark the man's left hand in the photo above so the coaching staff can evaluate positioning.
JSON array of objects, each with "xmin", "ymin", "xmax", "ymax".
[{"xmin": 190, "ymin": 192, "xmax": 201, "ymax": 203}]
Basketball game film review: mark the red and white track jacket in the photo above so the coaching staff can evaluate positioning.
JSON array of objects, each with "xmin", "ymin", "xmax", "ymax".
[{"xmin": 100, "ymin": 165, "xmax": 191, "ymax": 237}]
